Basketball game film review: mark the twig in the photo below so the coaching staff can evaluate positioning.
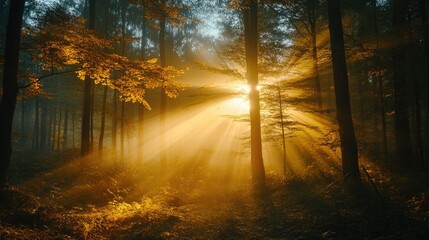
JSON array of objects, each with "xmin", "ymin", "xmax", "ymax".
[{"xmin": 361, "ymin": 164, "xmax": 380, "ymax": 195}]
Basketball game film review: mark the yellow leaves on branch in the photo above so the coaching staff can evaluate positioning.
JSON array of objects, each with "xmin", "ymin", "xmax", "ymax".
[{"xmin": 29, "ymin": 12, "xmax": 185, "ymax": 109}]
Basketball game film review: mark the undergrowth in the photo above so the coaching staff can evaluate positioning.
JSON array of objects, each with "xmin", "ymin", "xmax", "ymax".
[{"xmin": 1, "ymin": 150, "xmax": 429, "ymax": 239}]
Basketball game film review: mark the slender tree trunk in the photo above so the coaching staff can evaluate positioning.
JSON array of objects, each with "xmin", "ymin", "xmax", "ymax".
[
  {"xmin": 357, "ymin": 65, "xmax": 365, "ymax": 127},
  {"xmin": 47, "ymin": 104, "xmax": 53, "ymax": 150},
  {"xmin": 56, "ymin": 104, "xmax": 62, "ymax": 152},
  {"xmin": 99, "ymin": 0, "xmax": 110, "ymax": 152},
  {"xmin": 0, "ymin": 0, "xmax": 25, "ymax": 184},
  {"xmin": 244, "ymin": 0, "xmax": 265, "ymax": 185},
  {"xmin": 90, "ymin": 81, "xmax": 94, "ymax": 151},
  {"xmin": 32, "ymin": 98, "xmax": 40, "ymax": 149},
  {"xmin": 160, "ymin": 0, "xmax": 167, "ymax": 172},
  {"xmin": 112, "ymin": 91, "xmax": 117, "ymax": 158},
  {"xmin": 309, "ymin": 0, "xmax": 322, "ymax": 110},
  {"xmin": 40, "ymin": 100, "xmax": 47, "ymax": 149},
  {"xmin": 392, "ymin": 0, "xmax": 412, "ymax": 167},
  {"xmin": 411, "ymin": 69, "xmax": 424, "ymax": 169},
  {"xmin": 419, "ymin": 0, "xmax": 429, "ymax": 115},
  {"xmin": 120, "ymin": 0, "xmax": 127, "ymax": 161},
  {"xmin": 138, "ymin": 2, "xmax": 147, "ymax": 161},
  {"xmin": 99, "ymin": 86, "xmax": 108, "ymax": 151},
  {"xmin": 20, "ymin": 100, "xmax": 25, "ymax": 142},
  {"xmin": 371, "ymin": 0, "xmax": 387, "ymax": 155},
  {"xmin": 63, "ymin": 102, "xmax": 68, "ymax": 149},
  {"xmin": 81, "ymin": 0, "xmax": 95, "ymax": 157},
  {"xmin": 120, "ymin": 102, "xmax": 125, "ymax": 160},
  {"xmin": 327, "ymin": 0, "xmax": 361, "ymax": 181},
  {"xmin": 277, "ymin": 84, "xmax": 287, "ymax": 175},
  {"xmin": 51, "ymin": 103, "xmax": 56, "ymax": 150},
  {"xmin": 72, "ymin": 110, "xmax": 75, "ymax": 148}
]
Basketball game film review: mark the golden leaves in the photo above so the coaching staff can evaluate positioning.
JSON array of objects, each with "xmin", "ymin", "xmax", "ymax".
[{"xmin": 27, "ymin": 8, "xmax": 186, "ymax": 109}]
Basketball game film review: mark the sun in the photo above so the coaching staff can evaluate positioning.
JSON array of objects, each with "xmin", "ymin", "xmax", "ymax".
[{"xmin": 224, "ymin": 83, "xmax": 261, "ymax": 113}]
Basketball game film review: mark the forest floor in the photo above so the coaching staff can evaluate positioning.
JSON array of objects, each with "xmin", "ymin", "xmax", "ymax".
[{"xmin": 1, "ymin": 149, "xmax": 429, "ymax": 240}]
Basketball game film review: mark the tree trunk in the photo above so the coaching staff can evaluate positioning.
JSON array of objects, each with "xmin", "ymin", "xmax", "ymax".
[
  {"xmin": 371, "ymin": 0, "xmax": 387, "ymax": 156},
  {"xmin": 56, "ymin": 104, "xmax": 62, "ymax": 152},
  {"xmin": 138, "ymin": 2, "xmax": 147, "ymax": 161},
  {"xmin": 0, "ymin": 0, "xmax": 25, "ymax": 184},
  {"xmin": 244, "ymin": 0, "xmax": 266, "ymax": 185},
  {"xmin": 20, "ymin": 100, "xmax": 25, "ymax": 143},
  {"xmin": 327, "ymin": 0, "xmax": 361, "ymax": 181},
  {"xmin": 32, "ymin": 98, "xmax": 40, "ymax": 149},
  {"xmin": 63, "ymin": 102, "xmax": 68, "ymax": 149},
  {"xmin": 40, "ymin": 100, "xmax": 48, "ymax": 149},
  {"xmin": 277, "ymin": 84, "xmax": 287, "ymax": 175},
  {"xmin": 99, "ymin": 86, "xmax": 108, "ymax": 151},
  {"xmin": 50, "ymin": 103, "xmax": 56, "ymax": 150},
  {"xmin": 419, "ymin": 0, "xmax": 429, "ymax": 116},
  {"xmin": 411, "ymin": 69, "xmax": 424, "ymax": 169},
  {"xmin": 120, "ymin": 102, "xmax": 125, "ymax": 160},
  {"xmin": 90, "ymin": 81, "xmax": 95, "ymax": 151},
  {"xmin": 72, "ymin": 110, "xmax": 75, "ymax": 148},
  {"xmin": 99, "ymin": 0, "xmax": 110, "ymax": 152},
  {"xmin": 120, "ymin": 0, "xmax": 127, "ymax": 161},
  {"xmin": 81, "ymin": 0, "xmax": 95, "ymax": 157},
  {"xmin": 392, "ymin": 0, "xmax": 412, "ymax": 167},
  {"xmin": 160, "ymin": 0, "xmax": 167, "ymax": 172},
  {"xmin": 309, "ymin": 0, "xmax": 322, "ymax": 110},
  {"xmin": 112, "ymin": 90, "xmax": 118, "ymax": 159}
]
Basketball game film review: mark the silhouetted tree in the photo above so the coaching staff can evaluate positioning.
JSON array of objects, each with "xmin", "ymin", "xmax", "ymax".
[
  {"xmin": 327, "ymin": 0, "xmax": 360, "ymax": 181},
  {"xmin": 244, "ymin": 0, "xmax": 266, "ymax": 185},
  {"xmin": 0, "ymin": 0, "xmax": 26, "ymax": 184}
]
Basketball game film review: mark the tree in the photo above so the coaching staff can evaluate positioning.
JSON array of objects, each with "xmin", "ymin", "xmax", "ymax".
[
  {"xmin": 0, "ymin": 0, "xmax": 26, "ymax": 184},
  {"xmin": 392, "ymin": 0, "xmax": 412, "ymax": 167},
  {"xmin": 25, "ymin": 5, "xmax": 185, "ymax": 160},
  {"xmin": 326, "ymin": 0, "xmax": 360, "ymax": 181},
  {"xmin": 81, "ymin": 0, "xmax": 96, "ymax": 157},
  {"xmin": 244, "ymin": 0, "xmax": 266, "ymax": 185}
]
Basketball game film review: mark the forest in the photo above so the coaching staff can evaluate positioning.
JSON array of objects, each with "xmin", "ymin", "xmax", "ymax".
[{"xmin": 0, "ymin": 0, "xmax": 428, "ymax": 239}]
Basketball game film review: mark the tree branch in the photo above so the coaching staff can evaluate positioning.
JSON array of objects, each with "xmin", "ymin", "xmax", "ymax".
[{"xmin": 18, "ymin": 67, "xmax": 83, "ymax": 89}]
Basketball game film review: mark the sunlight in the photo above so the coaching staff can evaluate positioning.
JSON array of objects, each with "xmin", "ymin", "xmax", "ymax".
[{"xmin": 225, "ymin": 97, "xmax": 250, "ymax": 114}]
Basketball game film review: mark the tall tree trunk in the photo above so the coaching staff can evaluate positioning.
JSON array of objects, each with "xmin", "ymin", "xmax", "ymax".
[
  {"xmin": 309, "ymin": 0, "xmax": 322, "ymax": 110},
  {"xmin": 120, "ymin": 102, "xmax": 125, "ymax": 160},
  {"xmin": 371, "ymin": 0, "xmax": 387, "ymax": 156},
  {"xmin": 81, "ymin": 0, "xmax": 95, "ymax": 157},
  {"xmin": 277, "ymin": 84, "xmax": 287, "ymax": 175},
  {"xmin": 50, "ymin": 103, "xmax": 56, "ymax": 150},
  {"xmin": 56, "ymin": 104, "xmax": 62, "ymax": 152},
  {"xmin": 99, "ymin": 86, "xmax": 108, "ymax": 151},
  {"xmin": 138, "ymin": 2, "xmax": 147, "ymax": 161},
  {"xmin": 20, "ymin": 100, "xmax": 25, "ymax": 143},
  {"xmin": 392, "ymin": 0, "xmax": 412, "ymax": 167},
  {"xmin": 0, "ymin": 0, "xmax": 25, "ymax": 184},
  {"xmin": 327, "ymin": 0, "xmax": 361, "ymax": 181},
  {"xmin": 40, "ymin": 100, "xmax": 48, "ymax": 149},
  {"xmin": 244, "ymin": 0, "xmax": 265, "ymax": 185},
  {"xmin": 63, "ymin": 102, "xmax": 68, "ymax": 149},
  {"xmin": 112, "ymin": 91, "xmax": 117, "ymax": 158},
  {"xmin": 72, "ymin": 110, "xmax": 75, "ymax": 148},
  {"xmin": 32, "ymin": 98, "xmax": 40, "ymax": 149},
  {"xmin": 419, "ymin": 0, "xmax": 429, "ymax": 115},
  {"xmin": 99, "ymin": 0, "xmax": 110, "ymax": 152},
  {"xmin": 160, "ymin": 0, "xmax": 167, "ymax": 172},
  {"xmin": 90, "ymin": 81, "xmax": 94, "ymax": 151},
  {"xmin": 120, "ymin": 0, "xmax": 127, "ymax": 161},
  {"xmin": 411, "ymin": 69, "xmax": 424, "ymax": 169}
]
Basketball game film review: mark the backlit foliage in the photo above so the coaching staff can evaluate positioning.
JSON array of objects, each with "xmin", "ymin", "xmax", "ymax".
[
  {"xmin": 23, "ymin": 6, "xmax": 185, "ymax": 109},
  {"xmin": 129, "ymin": 0, "xmax": 193, "ymax": 29}
]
